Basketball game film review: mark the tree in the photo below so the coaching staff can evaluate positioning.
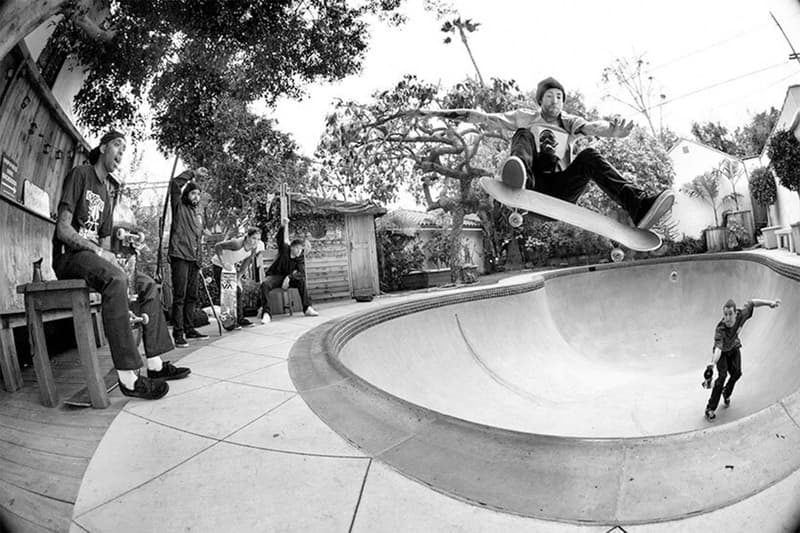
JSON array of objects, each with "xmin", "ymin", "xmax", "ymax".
[
  {"xmin": 316, "ymin": 75, "xmax": 529, "ymax": 280},
  {"xmin": 601, "ymin": 55, "xmax": 662, "ymax": 141},
  {"xmin": 766, "ymin": 128, "xmax": 800, "ymax": 206},
  {"xmin": 690, "ymin": 121, "xmax": 739, "ymax": 155},
  {"xmin": 681, "ymin": 171, "xmax": 723, "ymax": 228},
  {"xmin": 748, "ymin": 166, "xmax": 777, "ymax": 208},
  {"xmin": 25, "ymin": 0, "xmax": 404, "ymax": 150},
  {"xmin": 733, "ymin": 107, "xmax": 780, "ymax": 157},
  {"xmin": 716, "ymin": 158, "xmax": 744, "ymax": 211},
  {"xmin": 576, "ymin": 127, "xmax": 675, "ymax": 217}
]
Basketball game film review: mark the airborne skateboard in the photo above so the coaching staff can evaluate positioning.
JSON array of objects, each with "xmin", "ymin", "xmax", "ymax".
[
  {"xmin": 219, "ymin": 269, "xmax": 238, "ymax": 331},
  {"xmin": 479, "ymin": 177, "xmax": 662, "ymax": 252}
]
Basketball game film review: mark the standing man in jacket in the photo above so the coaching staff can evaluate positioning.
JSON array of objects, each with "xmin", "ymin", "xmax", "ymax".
[{"xmin": 169, "ymin": 167, "xmax": 209, "ymax": 347}]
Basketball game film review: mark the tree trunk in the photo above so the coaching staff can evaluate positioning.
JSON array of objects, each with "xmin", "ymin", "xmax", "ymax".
[
  {"xmin": 0, "ymin": 0, "xmax": 70, "ymax": 61},
  {"xmin": 448, "ymin": 206, "xmax": 465, "ymax": 283}
]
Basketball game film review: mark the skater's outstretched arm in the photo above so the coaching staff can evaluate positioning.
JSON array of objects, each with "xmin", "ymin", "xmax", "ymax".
[
  {"xmin": 579, "ymin": 117, "xmax": 635, "ymax": 138},
  {"xmin": 412, "ymin": 108, "xmax": 532, "ymax": 131},
  {"xmin": 749, "ymin": 298, "xmax": 781, "ymax": 309}
]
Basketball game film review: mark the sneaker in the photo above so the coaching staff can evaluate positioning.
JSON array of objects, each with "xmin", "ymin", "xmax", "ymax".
[
  {"xmin": 723, "ymin": 396, "xmax": 731, "ymax": 408},
  {"xmin": 705, "ymin": 408, "xmax": 716, "ymax": 421},
  {"xmin": 304, "ymin": 306, "xmax": 319, "ymax": 317},
  {"xmin": 500, "ymin": 156, "xmax": 527, "ymax": 189},
  {"xmin": 148, "ymin": 361, "xmax": 191, "ymax": 381},
  {"xmin": 173, "ymin": 334, "xmax": 188, "ymax": 348},
  {"xmin": 238, "ymin": 318, "xmax": 254, "ymax": 328},
  {"xmin": 119, "ymin": 376, "xmax": 169, "ymax": 400},
  {"xmin": 260, "ymin": 311, "xmax": 272, "ymax": 325},
  {"xmin": 185, "ymin": 329, "xmax": 209, "ymax": 340},
  {"xmin": 634, "ymin": 190, "xmax": 675, "ymax": 229}
]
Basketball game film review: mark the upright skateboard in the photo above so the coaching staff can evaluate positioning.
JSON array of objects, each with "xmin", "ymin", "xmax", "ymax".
[{"xmin": 219, "ymin": 269, "xmax": 238, "ymax": 331}]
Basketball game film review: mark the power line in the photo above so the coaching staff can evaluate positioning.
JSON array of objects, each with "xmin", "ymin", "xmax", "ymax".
[{"xmin": 643, "ymin": 60, "xmax": 792, "ymax": 114}]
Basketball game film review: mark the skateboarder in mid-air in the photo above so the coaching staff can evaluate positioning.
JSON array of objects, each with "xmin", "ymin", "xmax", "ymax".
[
  {"xmin": 414, "ymin": 76, "xmax": 675, "ymax": 230},
  {"xmin": 704, "ymin": 298, "xmax": 781, "ymax": 421}
]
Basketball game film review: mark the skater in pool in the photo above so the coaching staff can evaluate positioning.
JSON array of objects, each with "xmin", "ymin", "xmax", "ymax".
[{"xmin": 704, "ymin": 297, "xmax": 781, "ymax": 421}]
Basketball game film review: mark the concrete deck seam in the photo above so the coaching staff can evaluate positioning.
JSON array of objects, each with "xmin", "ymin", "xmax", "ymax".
[
  {"xmin": 371, "ymin": 432, "xmax": 421, "ymax": 458},
  {"xmin": 70, "ymin": 518, "xmax": 91, "ymax": 532},
  {"xmin": 222, "ymin": 439, "xmax": 370, "ymax": 460},
  {"xmin": 781, "ymin": 401, "xmax": 800, "ymax": 430},
  {"xmin": 348, "ymin": 458, "xmax": 373, "ymax": 533},
  {"xmin": 72, "ymin": 439, "xmax": 221, "ymax": 519},
  {"xmin": 612, "ymin": 442, "xmax": 630, "ymax": 523},
  {"xmin": 218, "ymin": 394, "xmax": 297, "ymax": 442}
]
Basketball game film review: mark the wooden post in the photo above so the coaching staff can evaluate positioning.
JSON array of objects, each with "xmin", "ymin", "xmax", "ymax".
[
  {"xmin": 25, "ymin": 295, "xmax": 58, "ymax": 407},
  {"xmin": 70, "ymin": 289, "xmax": 108, "ymax": 408},
  {"xmin": 0, "ymin": 319, "xmax": 23, "ymax": 391}
]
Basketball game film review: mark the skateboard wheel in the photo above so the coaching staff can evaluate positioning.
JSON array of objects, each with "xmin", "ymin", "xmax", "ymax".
[
  {"xmin": 610, "ymin": 248, "xmax": 625, "ymax": 262},
  {"xmin": 140, "ymin": 312, "xmax": 149, "ymax": 325},
  {"xmin": 508, "ymin": 211, "xmax": 524, "ymax": 228}
]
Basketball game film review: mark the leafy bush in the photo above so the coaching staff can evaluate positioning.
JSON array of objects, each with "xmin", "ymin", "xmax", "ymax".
[
  {"xmin": 767, "ymin": 129, "xmax": 800, "ymax": 196},
  {"xmin": 377, "ymin": 230, "xmax": 425, "ymax": 292},
  {"xmin": 748, "ymin": 166, "xmax": 777, "ymax": 207}
]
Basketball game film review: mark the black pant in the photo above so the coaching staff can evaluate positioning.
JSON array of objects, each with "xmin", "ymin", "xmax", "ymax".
[
  {"xmin": 170, "ymin": 257, "xmax": 199, "ymax": 336},
  {"xmin": 54, "ymin": 250, "xmax": 174, "ymax": 370},
  {"xmin": 259, "ymin": 274, "xmax": 312, "ymax": 314},
  {"xmin": 706, "ymin": 347, "xmax": 742, "ymax": 411},
  {"xmin": 212, "ymin": 265, "xmax": 244, "ymax": 321},
  {"xmin": 510, "ymin": 128, "xmax": 647, "ymax": 218}
]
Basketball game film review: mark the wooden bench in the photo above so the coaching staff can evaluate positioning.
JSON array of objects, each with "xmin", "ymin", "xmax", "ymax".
[
  {"xmin": 776, "ymin": 228, "xmax": 795, "ymax": 253},
  {"xmin": 12, "ymin": 280, "xmax": 108, "ymax": 407},
  {"xmin": 0, "ymin": 290, "xmax": 104, "ymax": 393}
]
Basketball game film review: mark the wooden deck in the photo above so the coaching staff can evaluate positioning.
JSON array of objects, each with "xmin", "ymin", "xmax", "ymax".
[{"xmin": 0, "ymin": 339, "xmax": 207, "ymax": 532}]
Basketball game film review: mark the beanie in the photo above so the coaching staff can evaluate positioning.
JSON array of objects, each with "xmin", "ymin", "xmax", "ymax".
[
  {"xmin": 88, "ymin": 129, "xmax": 125, "ymax": 164},
  {"xmin": 535, "ymin": 77, "xmax": 565, "ymax": 104},
  {"xmin": 181, "ymin": 180, "xmax": 200, "ymax": 198}
]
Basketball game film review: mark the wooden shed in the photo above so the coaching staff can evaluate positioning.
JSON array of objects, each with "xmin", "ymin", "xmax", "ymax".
[{"xmin": 261, "ymin": 193, "xmax": 386, "ymax": 302}]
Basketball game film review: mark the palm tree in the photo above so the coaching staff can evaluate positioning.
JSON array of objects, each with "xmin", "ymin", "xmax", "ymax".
[
  {"xmin": 681, "ymin": 171, "xmax": 723, "ymax": 227},
  {"xmin": 716, "ymin": 158, "xmax": 744, "ymax": 211}
]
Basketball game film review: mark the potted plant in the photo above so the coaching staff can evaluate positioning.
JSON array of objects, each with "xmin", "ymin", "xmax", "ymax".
[
  {"xmin": 680, "ymin": 171, "xmax": 727, "ymax": 252},
  {"xmin": 748, "ymin": 166, "xmax": 780, "ymax": 248},
  {"xmin": 767, "ymin": 128, "xmax": 800, "ymax": 254},
  {"xmin": 717, "ymin": 159, "xmax": 753, "ymax": 246}
]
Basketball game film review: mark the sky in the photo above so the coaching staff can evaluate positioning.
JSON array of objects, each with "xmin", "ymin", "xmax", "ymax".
[{"xmin": 136, "ymin": 0, "xmax": 800, "ymax": 207}]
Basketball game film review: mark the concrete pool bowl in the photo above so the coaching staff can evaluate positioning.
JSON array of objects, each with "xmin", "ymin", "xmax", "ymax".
[{"xmin": 288, "ymin": 253, "xmax": 800, "ymax": 525}]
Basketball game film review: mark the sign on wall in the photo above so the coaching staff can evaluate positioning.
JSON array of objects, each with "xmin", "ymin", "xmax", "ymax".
[{"xmin": 1, "ymin": 153, "xmax": 18, "ymax": 200}]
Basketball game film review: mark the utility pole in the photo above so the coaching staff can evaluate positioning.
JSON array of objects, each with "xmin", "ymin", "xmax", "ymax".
[{"xmin": 770, "ymin": 11, "xmax": 800, "ymax": 67}]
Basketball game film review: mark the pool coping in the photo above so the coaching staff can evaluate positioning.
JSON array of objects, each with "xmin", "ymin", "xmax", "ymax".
[{"xmin": 288, "ymin": 252, "xmax": 800, "ymax": 526}]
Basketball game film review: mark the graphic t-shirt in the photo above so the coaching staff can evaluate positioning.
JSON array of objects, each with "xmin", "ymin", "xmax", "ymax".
[
  {"xmin": 212, "ymin": 240, "xmax": 265, "ymax": 271},
  {"xmin": 53, "ymin": 165, "xmax": 114, "ymax": 259},
  {"xmin": 713, "ymin": 301, "xmax": 755, "ymax": 352},
  {"xmin": 483, "ymin": 109, "xmax": 587, "ymax": 171}
]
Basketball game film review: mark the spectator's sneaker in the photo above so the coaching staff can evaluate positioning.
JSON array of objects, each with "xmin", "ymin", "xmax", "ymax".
[
  {"xmin": 723, "ymin": 396, "xmax": 731, "ymax": 408},
  {"xmin": 238, "ymin": 318, "xmax": 254, "ymax": 328},
  {"xmin": 500, "ymin": 156, "xmax": 528, "ymax": 189},
  {"xmin": 705, "ymin": 408, "xmax": 716, "ymax": 421},
  {"xmin": 148, "ymin": 361, "xmax": 191, "ymax": 381},
  {"xmin": 304, "ymin": 306, "xmax": 319, "ymax": 317},
  {"xmin": 186, "ymin": 329, "xmax": 209, "ymax": 340},
  {"xmin": 260, "ymin": 311, "xmax": 272, "ymax": 325},
  {"xmin": 119, "ymin": 376, "xmax": 169, "ymax": 400},
  {"xmin": 634, "ymin": 190, "xmax": 675, "ymax": 229},
  {"xmin": 173, "ymin": 334, "xmax": 188, "ymax": 348}
]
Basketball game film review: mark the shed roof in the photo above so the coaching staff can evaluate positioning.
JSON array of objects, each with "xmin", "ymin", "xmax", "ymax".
[
  {"xmin": 271, "ymin": 193, "xmax": 387, "ymax": 217},
  {"xmin": 377, "ymin": 208, "xmax": 483, "ymax": 231}
]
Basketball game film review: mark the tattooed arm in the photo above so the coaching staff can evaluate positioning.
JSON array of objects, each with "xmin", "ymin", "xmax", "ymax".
[{"xmin": 56, "ymin": 208, "xmax": 117, "ymax": 263}]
